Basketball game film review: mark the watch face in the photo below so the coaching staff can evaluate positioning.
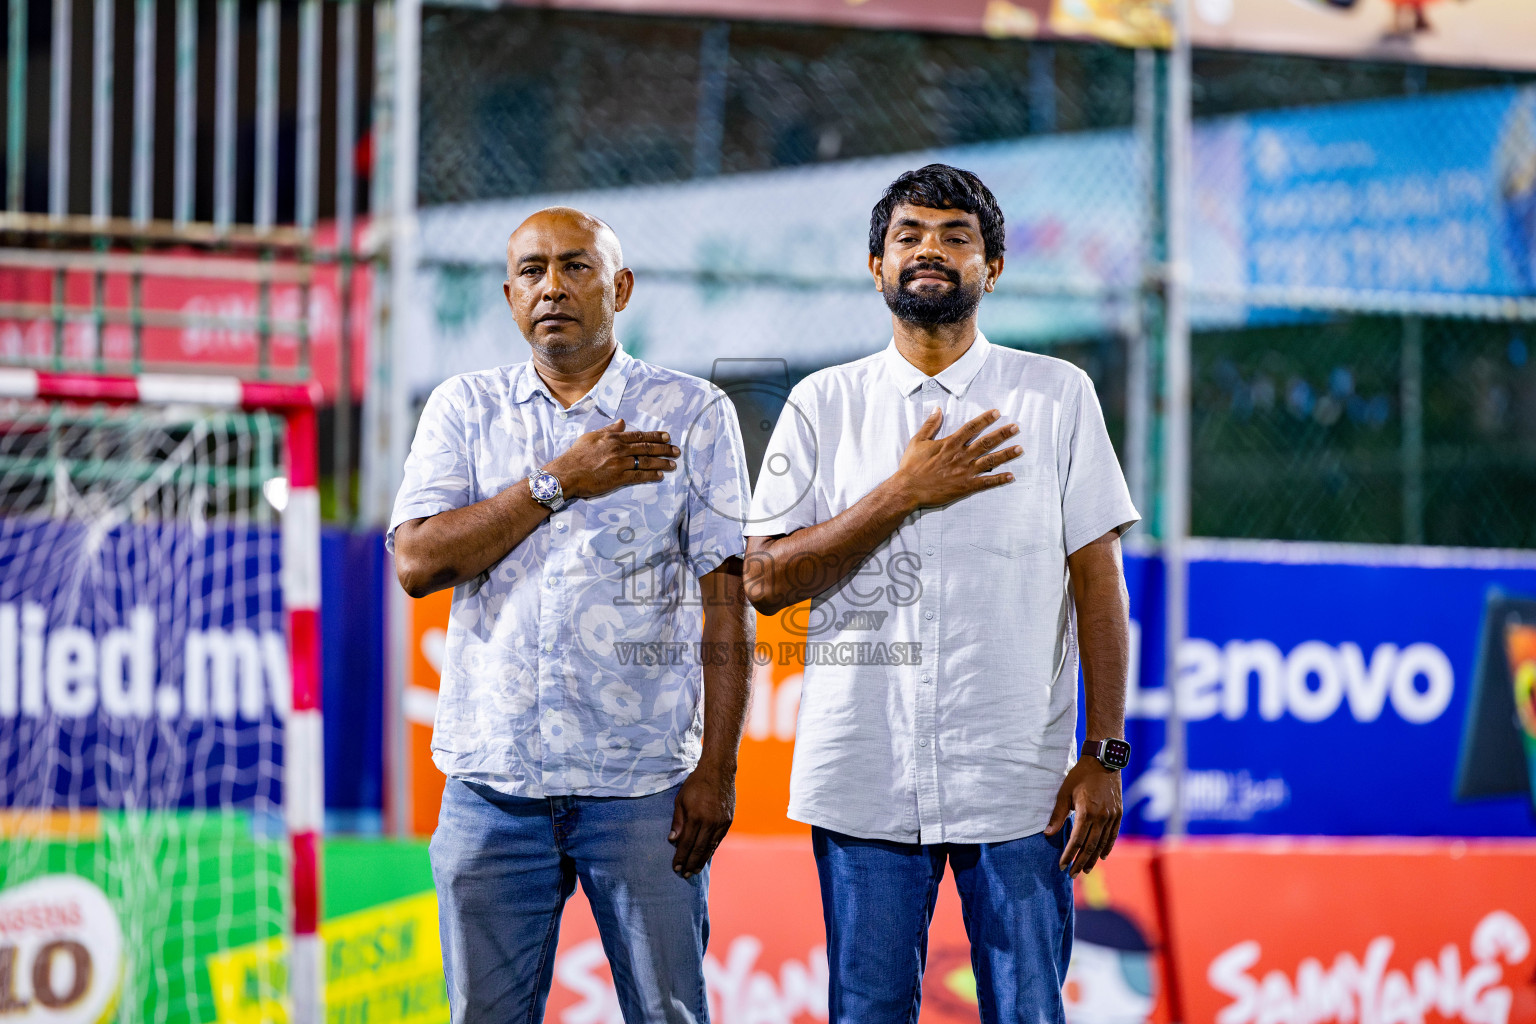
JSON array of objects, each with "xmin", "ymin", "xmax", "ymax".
[
  {"xmin": 530, "ymin": 472, "xmax": 559, "ymax": 502},
  {"xmin": 1101, "ymin": 738, "xmax": 1132, "ymax": 771}
]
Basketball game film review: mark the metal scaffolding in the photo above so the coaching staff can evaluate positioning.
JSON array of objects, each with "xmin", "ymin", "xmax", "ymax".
[{"xmin": 0, "ymin": 0, "xmax": 381, "ymax": 1017}]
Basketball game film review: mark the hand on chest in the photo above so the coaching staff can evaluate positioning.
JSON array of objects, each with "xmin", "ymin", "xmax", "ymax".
[{"xmin": 832, "ymin": 393, "xmax": 1061, "ymax": 560}]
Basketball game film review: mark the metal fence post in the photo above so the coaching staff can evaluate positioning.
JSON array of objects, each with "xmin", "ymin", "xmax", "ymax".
[{"xmin": 1162, "ymin": 0, "xmax": 1192, "ymax": 841}]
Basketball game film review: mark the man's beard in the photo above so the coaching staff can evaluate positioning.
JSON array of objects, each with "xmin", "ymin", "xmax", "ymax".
[{"xmin": 881, "ymin": 264, "xmax": 982, "ymax": 326}]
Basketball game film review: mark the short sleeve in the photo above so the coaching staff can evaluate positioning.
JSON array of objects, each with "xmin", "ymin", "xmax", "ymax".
[
  {"xmin": 680, "ymin": 388, "xmax": 750, "ymax": 577},
  {"xmin": 745, "ymin": 385, "xmax": 820, "ymax": 538},
  {"xmin": 387, "ymin": 379, "xmax": 475, "ymax": 554},
  {"xmin": 1059, "ymin": 370, "xmax": 1140, "ymax": 556}
]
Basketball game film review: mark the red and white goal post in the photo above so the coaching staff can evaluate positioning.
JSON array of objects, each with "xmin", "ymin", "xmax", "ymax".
[{"xmin": 0, "ymin": 367, "xmax": 326, "ymax": 1023}]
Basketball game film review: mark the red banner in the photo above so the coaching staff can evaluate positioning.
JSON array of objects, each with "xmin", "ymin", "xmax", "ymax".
[
  {"xmin": 540, "ymin": 836, "xmax": 1169, "ymax": 1024},
  {"xmin": 1160, "ymin": 839, "xmax": 1536, "ymax": 1024},
  {"xmin": 0, "ymin": 250, "xmax": 371, "ymax": 403}
]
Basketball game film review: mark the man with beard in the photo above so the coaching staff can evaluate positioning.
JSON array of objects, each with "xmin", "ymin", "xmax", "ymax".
[
  {"xmin": 743, "ymin": 165, "xmax": 1139, "ymax": 1024},
  {"xmin": 390, "ymin": 207, "xmax": 753, "ymax": 1023}
]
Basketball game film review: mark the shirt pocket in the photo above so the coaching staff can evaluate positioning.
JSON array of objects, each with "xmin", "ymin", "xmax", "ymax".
[
  {"xmin": 954, "ymin": 460, "xmax": 1058, "ymax": 559},
  {"xmin": 585, "ymin": 506, "xmax": 635, "ymax": 565}
]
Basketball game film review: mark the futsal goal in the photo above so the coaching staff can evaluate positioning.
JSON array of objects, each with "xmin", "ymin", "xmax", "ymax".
[{"xmin": 0, "ymin": 369, "xmax": 324, "ymax": 1024}]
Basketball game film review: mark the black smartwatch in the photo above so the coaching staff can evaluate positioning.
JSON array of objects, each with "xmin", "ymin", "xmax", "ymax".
[{"xmin": 1082, "ymin": 738, "xmax": 1131, "ymax": 772}]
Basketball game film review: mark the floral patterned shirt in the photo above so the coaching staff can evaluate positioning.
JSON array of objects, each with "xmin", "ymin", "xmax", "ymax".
[{"xmin": 388, "ymin": 345, "xmax": 750, "ymax": 797}]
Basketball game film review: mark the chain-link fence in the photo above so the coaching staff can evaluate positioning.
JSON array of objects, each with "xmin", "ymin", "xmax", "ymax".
[{"xmin": 410, "ymin": 4, "xmax": 1536, "ymax": 551}]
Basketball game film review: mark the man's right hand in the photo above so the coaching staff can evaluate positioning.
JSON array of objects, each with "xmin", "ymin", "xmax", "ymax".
[
  {"xmin": 544, "ymin": 419, "xmax": 680, "ymax": 500},
  {"xmin": 889, "ymin": 407, "xmax": 1021, "ymax": 511}
]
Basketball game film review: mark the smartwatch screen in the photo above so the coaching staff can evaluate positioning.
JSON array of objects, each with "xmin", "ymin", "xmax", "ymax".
[{"xmin": 1101, "ymin": 738, "xmax": 1131, "ymax": 771}]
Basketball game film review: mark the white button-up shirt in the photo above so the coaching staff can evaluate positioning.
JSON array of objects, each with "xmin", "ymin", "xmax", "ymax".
[
  {"xmin": 747, "ymin": 334, "xmax": 1138, "ymax": 844},
  {"xmin": 388, "ymin": 345, "xmax": 750, "ymax": 798}
]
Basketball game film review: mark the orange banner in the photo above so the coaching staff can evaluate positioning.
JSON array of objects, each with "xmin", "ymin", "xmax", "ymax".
[
  {"xmin": 404, "ymin": 597, "xmax": 811, "ymax": 836},
  {"xmin": 1159, "ymin": 839, "xmax": 1536, "ymax": 1024},
  {"xmin": 405, "ymin": 588, "xmax": 453, "ymax": 837}
]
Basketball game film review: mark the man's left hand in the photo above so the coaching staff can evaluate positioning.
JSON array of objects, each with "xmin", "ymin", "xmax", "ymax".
[
  {"xmin": 1044, "ymin": 757, "xmax": 1123, "ymax": 877},
  {"xmin": 669, "ymin": 762, "xmax": 736, "ymax": 879}
]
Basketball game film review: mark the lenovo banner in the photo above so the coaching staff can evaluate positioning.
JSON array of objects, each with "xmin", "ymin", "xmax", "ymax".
[{"xmin": 1120, "ymin": 541, "xmax": 1536, "ymax": 837}]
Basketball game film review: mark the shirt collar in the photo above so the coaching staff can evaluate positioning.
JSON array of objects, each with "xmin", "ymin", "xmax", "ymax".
[
  {"xmin": 511, "ymin": 344, "xmax": 635, "ymax": 417},
  {"xmin": 882, "ymin": 332, "xmax": 993, "ymax": 398}
]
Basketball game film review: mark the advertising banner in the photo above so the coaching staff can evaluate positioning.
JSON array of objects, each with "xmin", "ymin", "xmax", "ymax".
[
  {"xmin": 0, "ymin": 251, "xmax": 371, "ymax": 403},
  {"xmin": 496, "ymin": 0, "xmax": 1171, "ymax": 46},
  {"xmin": 405, "ymin": 538, "xmax": 1536, "ymax": 840},
  {"xmin": 0, "ymin": 520, "xmax": 291, "ymax": 811},
  {"xmin": 412, "ymin": 85, "xmax": 1535, "ymax": 395},
  {"xmin": 1191, "ymin": 0, "xmax": 1536, "ymax": 74},
  {"xmin": 412, "ymin": 128, "xmax": 1144, "ymax": 393},
  {"xmin": 540, "ymin": 837, "xmax": 1169, "ymax": 1024},
  {"xmin": 0, "ymin": 830, "xmax": 438, "ymax": 1024},
  {"xmin": 1159, "ymin": 839, "xmax": 1536, "ymax": 1024},
  {"xmin": 403, "ymin": 597, "xmax": 820, "ymax": 838},
  {"xmin": 1238, "ymin": 87, "xmax": 1536, "ymax": 299},
  {"xmin": 1121, "ymin": 541, "xmax": 1536, "ymax": 837},
  {"xmin": 496, "ymin": 0, "xmax": 1536, "ymax": 71},
  {"xmin": 0, "ymin": 813, "xmax": 287, "ymax": 1024}
]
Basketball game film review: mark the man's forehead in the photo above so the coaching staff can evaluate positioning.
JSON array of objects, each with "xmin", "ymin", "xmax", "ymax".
[
  {"xmin": 506, "ymin": 212, "xmax": 623, "ymax": 268},
  {"xmin": 888, "ymin": 203, "xmax": 980, "ymax": 228},
  {"xmin": 507, "ymin": 219, "xmax": 602, "ymax": 257}
]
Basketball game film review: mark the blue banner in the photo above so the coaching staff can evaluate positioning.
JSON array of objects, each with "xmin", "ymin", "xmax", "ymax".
[
  {"xmin": 0, "ymin": 518, "xmax": 288, "ymax": 810},
  {"xmin": 1118, "ymin": 544, "xmax": 1536, "ymax": 837},
  {"xmin": 1238, "ymin": 86, "xmax": 1536, "ymax": 298}
]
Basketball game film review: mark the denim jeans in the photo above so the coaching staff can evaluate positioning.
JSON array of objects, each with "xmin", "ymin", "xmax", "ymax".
[
  {"xmin": 812, "ymin": 825, "xmax": 1073, "ymax": 1024},
  {"xmin": 430, "ymin": 777, "xmax": 710, "ymax": 1024}
]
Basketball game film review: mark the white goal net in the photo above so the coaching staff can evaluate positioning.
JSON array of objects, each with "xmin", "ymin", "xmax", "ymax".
[{"xmin": 0, "ymin": 397, "xmax": 295, "ymax": 1024}]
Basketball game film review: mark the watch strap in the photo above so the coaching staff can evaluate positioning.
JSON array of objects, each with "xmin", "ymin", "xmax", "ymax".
[{"xmin": 1081, "ymin": 738, "xmax": 1129, "ymax": 771}]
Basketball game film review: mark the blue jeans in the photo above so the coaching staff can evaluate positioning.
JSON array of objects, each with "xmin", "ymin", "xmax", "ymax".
[
  {"xmin": 430, "ymin": 778, "xmax": 710, "ymax": 1024},
  {"xmin": 812, "ymin": 825, "xmax": 1073, "ymax": 1024}
]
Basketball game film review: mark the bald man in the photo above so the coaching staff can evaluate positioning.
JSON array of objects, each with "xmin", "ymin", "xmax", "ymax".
[{"xmin": 390, "ymin": 208, "xmax": 753, "ymax": 1023}]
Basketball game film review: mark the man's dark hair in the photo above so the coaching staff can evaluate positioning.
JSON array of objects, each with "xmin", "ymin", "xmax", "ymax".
[{"xmin": 868, "ymin": 163, "xmax": 1006, "ymax": 262}]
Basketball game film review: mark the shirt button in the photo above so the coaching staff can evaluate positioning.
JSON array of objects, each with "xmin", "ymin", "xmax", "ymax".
[
  {"xmin": 925, "ymin": 546, "xmax": 935, "ymax": 556},
  {"xmin": 919, "ymin": 738, "xmax": 929, "ymax": 747},
  {"xmin": 555, "ymin": 521, "xmax": 568, "ymax": 533},
  {"xmin": 924, "ymin": 610, "xmax": 934, "ymax": 620},
  {"xmin": 921, "ymin": 673, "xmax": 931, "ymax": 683},
  {"xmin": 542, "ymin": 641, "xmax": 554, "ymax": 653}
]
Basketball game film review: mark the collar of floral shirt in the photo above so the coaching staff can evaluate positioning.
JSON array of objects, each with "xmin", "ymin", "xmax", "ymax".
[{"xmin": 511, "ymin": 342, "xmax": 636, "ymax": 417}]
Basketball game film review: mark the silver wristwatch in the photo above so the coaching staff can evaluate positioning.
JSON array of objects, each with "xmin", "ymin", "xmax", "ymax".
[{"xmin": 528, "ymin": 470, "xmax": 567, "ymax": 512}]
